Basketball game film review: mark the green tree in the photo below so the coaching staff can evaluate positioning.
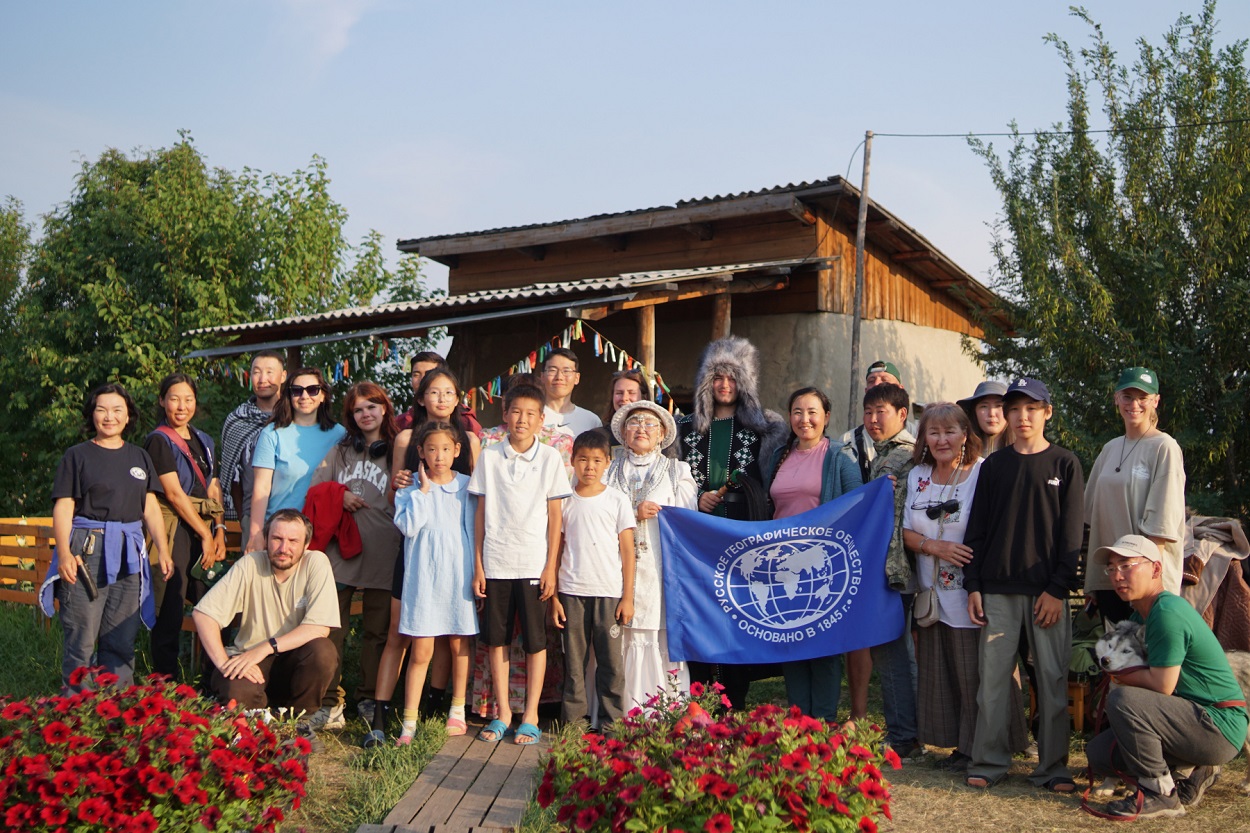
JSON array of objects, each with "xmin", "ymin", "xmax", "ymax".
[
  {"xmin": 0, "ymin": 135, "xmax": 439, "ymax": 514},
  {"xmin": 970, "ymin": 0, "xmax": 1250, "ymax": 516}
]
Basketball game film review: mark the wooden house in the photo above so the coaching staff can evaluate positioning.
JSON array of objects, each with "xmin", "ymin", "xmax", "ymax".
[{"xmin": 191, "ymin": 177, "xmax": 1004, "ymax": 431}]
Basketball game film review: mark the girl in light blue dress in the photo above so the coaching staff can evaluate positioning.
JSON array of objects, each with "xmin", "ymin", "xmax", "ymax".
[{"xmin": 388, "ymin": 421, "xmax": 478, "ymax": 744}]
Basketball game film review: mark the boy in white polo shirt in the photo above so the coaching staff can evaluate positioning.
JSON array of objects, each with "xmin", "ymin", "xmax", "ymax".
[
  {"xmin": 470, "ymin": 382, "xmax": 571, "ymax": 745},
  {"xmin": 551, "ymin": 429, "xmax": 636, "ymax": 731}
]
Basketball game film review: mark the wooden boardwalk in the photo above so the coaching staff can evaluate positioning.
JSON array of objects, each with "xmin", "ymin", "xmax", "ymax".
[{"xmin": 356, "ymin": 729, "xmax": 549, "ymax": 833}]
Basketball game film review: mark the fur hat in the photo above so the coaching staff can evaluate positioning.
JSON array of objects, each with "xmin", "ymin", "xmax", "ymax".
[{"xmin": 691, "ymin": 336, "xmax": 771, "ymax": 436}]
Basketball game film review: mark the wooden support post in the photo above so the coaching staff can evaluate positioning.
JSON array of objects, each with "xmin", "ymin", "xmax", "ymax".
[
  {"xmin": 847, "ymin": 130, "xmax": 873, "ymax": 431},
  {"xmin": 287, "ymin": 345, "xmax": 302, "ymax": 370},
  {"xmin": 711, "ymin": 295, "xmax": 732, "ymax": 340},
  {"xmin": 637, "ymin": 306, "xmax": 655, "ymax": 378}
]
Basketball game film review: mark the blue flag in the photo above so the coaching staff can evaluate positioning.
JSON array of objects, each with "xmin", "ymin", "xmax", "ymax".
[{"xmin": 657, "ymin": 477, "xmax": 903, "ymax": 664}]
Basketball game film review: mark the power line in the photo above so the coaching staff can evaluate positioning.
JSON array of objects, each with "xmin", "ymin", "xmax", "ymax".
[{"xmin": 874, "ymin": 116, "xmax": 1250, "ymax": 139}]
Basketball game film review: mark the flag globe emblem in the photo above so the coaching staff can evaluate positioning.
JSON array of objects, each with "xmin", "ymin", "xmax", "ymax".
[{"xmin": 725, "ymin": 538, "xmax": 852, "ymax": 629}]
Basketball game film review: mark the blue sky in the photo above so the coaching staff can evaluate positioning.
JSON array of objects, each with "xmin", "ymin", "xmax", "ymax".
[{"xmin": 3, "ymin": 1, "xmax": 1246, "ymax": 294}]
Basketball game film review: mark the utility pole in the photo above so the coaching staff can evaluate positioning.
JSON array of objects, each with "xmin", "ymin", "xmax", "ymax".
[{"xmin": 847, "ymin": 130, "xmax": 873, "ymax": 430}]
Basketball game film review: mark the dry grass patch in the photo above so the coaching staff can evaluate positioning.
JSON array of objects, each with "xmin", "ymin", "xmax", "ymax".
[{"xmin": 887, "ymin": 749, "xmax": 1250, "ymax": 833}]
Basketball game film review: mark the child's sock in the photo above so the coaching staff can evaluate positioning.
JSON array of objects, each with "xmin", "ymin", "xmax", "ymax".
[
  {"xmin": 423, "ymin": 686, "xmax": 447, "ymax": 712},
  {"xmin": 449, "ymin": 697, "xmax": 466, "ymax": 724},
  {"xmin": 401, "ymin": 707, "xmax": 420, "ymax": 735},
  {"xmin": 371, "ymin": 701, "xmax": 391, "ymax": 733}
]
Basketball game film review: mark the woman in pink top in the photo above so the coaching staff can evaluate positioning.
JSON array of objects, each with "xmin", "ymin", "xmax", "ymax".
[{"xmin": 761, "ymin": 387, "xmax": 863, "ymax": 720}]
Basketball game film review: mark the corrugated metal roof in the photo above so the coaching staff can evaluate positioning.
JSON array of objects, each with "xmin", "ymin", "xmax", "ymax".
[
  {"xmin": 399, "ymin": 178, "xmax": 846, "ymax": 246},
  {"xmin": 187, "ymin": 259, "xmax": 811, "ymax": 338}
]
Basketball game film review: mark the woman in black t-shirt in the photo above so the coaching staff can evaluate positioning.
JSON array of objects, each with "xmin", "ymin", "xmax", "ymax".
[
  {"xmin": 48, "ymin": 384, "xmax": 172, "ymax": 692},
  {"xmin": 144, "ymin": 373, "xmax": 225, "ymax": 677}
]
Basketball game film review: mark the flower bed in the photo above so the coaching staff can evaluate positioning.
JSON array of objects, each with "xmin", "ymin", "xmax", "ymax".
[
  {"xmin": 539, "ymin": 681, "xmax": 899, "ymax": 833},
  {"xmin": 0, "ymin": 668, "xmax": 310, "ymax": 832}
]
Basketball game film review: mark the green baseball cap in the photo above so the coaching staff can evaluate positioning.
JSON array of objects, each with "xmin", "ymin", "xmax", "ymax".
[
  {"xmin": 1114, "ymin": 367, "xmax": 1159, "ymax": 395},
  {"xmin": 866, "ymin": 360, "xmax": 901, "ymax": 382}
]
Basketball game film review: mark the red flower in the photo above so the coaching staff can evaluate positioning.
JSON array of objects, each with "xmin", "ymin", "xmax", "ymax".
[
  {"xmin": 619, "ymin": 784, "xmax": 644, "ymax": 804},
  {"xmin": 41, "ymin": 720, "xmax": 72, "ymax": 744},
  {"xmin": 816, "ymin": 789, "xmax": 836, "ymax": 808},
  {"xmin": 77, "ymin": 796, "xmax": 110, "ymax": 824},
  {"xmin": 263, "ymin": 806, "xmax": 286, "ymax": 823},
  {"xmin": 858, "ymin": 780, "xmax": 888, "ymax": 801},
  {"xmin": 690, "ymin": 681, "xmax": 706, "ymax": 697},
  {"xmin": 199, "ymin": 806, "xmax": 223, "ymax": 830},
  {"xmin": 575, "ymin": 777, "xmax": 600, "ymax": 801},
  {"xmin": 228, "ymin": 775, "xmax": 254, "ymax": 799},
  {"xmin": 640, "ymin": 765, "xmax": 670, "ymax": 788},
  {"xmin": 148, "ymin": 770, "xmax": 175, "ymax": 795},
  {"xmin": 710, "ymin": 781, "xmax": 738, "ymax": 800},
  {"xmin": 122, "ymin": 706, "xmax": 145, "ymax": 726},
  {"xmin": 883, "ymin": 804, "xmax": 893, "ymax": 821},
  {"xmin": 536, "ymin": 775, "xmax": 556, "ymax": 808},
  {"xmin": 697, "ymin": 773, "xmax": 721, "ymax": 792},
  {"xmin": 556, "ymin": 804, "xmax": 576, "ymax": 824},
  {"xmin": 40, "ymin": 803, "xmax": 69, "ymax": 825},
  {"xmin": 609, "ymin": 758, "xmax": 635, "ymax": 776},
  {"xmin": 575, "ymin": 806, "xmax": 602, "ymax": 830},
  {"xmin": 1, "ymin": 701, "xmax": 33, "ymax": 720},
  {"xmin": 720, "ymin": 695, "xmax": 733, "ymax": 709},
  {"xmin": 704, "ymin": 812, "xmax": 733, "ymax": 833},
  {"xmin": 780, "ymin": 751, "xmax": 812, "ymax": 773},
  {"xmin": 883, "ymin": 747, "xmax": 901, "ymax": 769},
  {"xmin": 175, "ymin": 773, "xmax": 202, "ymax": 803},
  {"xmin": 858, "ymin": 819, "xmax": 878, "ymax": 833},
  {"xmin": 848, "ymin": 744, "xmax": 874, "ymax": 759},
  {"xmin": 95, "ymin": 671, "xmax": 119, "ymax": 688},
  {"xmin": 68, "ymin": 666, "xmax": 91, "ymax": 687},
  {"xmin": 52, "ymin": 770, "xmax": 80, "ymax": 794}
]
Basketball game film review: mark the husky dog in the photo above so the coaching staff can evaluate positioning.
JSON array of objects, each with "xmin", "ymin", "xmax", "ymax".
[{"xmin": 1094, "ymin": 620, "xmax": 1250, "ymax": 795}]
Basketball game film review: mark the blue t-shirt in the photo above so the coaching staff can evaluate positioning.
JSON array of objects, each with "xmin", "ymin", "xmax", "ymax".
[{"xmin": 252, "ymin": 422, "xmax": 346, "ymax": 518}]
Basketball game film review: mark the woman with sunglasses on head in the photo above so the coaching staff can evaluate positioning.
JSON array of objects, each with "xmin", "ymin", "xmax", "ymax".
[
  {"xmin": 1083, "ymin": 368, "xmax": 1185, "ymax": 624},
  {"xmin": 761, "ymin": 387, "xmax": 862, "ymax": 721},
  {"xmin": 144, "ymin": 372, "xmax": 225, "ymax": 678},
  {"xmin": 958, "ymin": 381, "xmax": 1013, "ymax": 455},
  {"xmin": 245, "ymin": 368, "xmax": 345, "ymax": 553},
  {"xmin": 901, "ymin": 403, "xmax": 1025, "ymax": 772},
  {"xmin": 304, "ymin": 382, "xmax": 404, "ymax": 730}
]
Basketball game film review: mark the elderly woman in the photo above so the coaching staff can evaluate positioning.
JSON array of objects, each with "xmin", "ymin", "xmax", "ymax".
[
  {"xmin": 605, "ymin": 400, "xmax": 696, "ymax": 707},
  {"xmin": 43, "ymin": 384, "xmax": 172, "ymax": 691},
  {"xmin": 902, "ymin": 402, "xmax": 1025, "ymax": 771},
  {"xmin": 1084, "ymin": 367, "xmax": 1186, "ymax": 623},
  {"xmin": 762, "ymin": 387, "xmax": 862, "ymax": 721}
]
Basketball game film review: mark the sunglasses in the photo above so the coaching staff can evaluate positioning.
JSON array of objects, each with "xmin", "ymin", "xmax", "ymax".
[
  {"xmin": 911, "ymin": 498, "xmax": 960, "ymax": 520},
  {"xmin": 289, "ymin": 384, "xmax": 324, "ymax": 399}
]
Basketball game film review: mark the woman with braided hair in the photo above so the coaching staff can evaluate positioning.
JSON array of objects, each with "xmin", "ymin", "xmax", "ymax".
[{"xmin": 761, "ymin": 387, "xmax": 862, "ymax": 721}]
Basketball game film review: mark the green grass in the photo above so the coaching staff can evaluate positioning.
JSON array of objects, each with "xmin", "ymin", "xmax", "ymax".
[{"xmin": 0, "ymin": 602, "xmax": 66, "ymax": 697}]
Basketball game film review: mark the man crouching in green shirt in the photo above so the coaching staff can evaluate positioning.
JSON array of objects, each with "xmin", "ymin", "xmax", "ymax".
[{"xmin": 1087, "ymin": 534, "xmax": 1249, "ymax": 819}]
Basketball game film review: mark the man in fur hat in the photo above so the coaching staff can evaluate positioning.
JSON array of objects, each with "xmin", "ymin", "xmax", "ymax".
[
  {"xmin": 677, "ymin": 335, "xmax": 787, "ymax": 521},
  {"xmin": 677, "ymin": 335, "xmax": 787, "ymax": 708}
]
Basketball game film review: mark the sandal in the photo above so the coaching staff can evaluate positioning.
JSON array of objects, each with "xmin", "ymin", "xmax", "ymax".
[
  {"xmin": 477, "ymin": 718, "xmax": 513, "ymax": 744},
  {"xmin": 1041, "ymin": 776, "xmax": 1077, "ymax": 793},
  {"xmin": 966, "ymin": 773, "xmax": 1008, "ymax": 789},
  {"xmin": 514, "ymin": 722, "xmax": 542, "ymax": 746},
  {"xmin": 446, "ymin": 717, "xmax": 467, "ymax": 737}
]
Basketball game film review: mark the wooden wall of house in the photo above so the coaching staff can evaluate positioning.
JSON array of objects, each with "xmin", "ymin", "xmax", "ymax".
[{"xmin": 446, "ymin": 213, "xmax": 814, "ymax": 293}]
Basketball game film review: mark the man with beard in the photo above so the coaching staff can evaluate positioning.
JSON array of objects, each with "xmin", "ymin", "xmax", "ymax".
[
  {"xmin": 193, "ymin": 508, "xmax": 340, "ymax": 750},
  {"xmin": 677, "ymin": 335, "xmax": 787, "ymax": 708}
]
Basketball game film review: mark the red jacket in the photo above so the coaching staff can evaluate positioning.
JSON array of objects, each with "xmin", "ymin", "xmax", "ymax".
[{"xmin": 303, "ymin": 481, "xmax": 363, "ymax": 559}]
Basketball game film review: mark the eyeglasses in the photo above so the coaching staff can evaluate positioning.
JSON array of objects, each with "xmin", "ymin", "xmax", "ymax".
[
  {"xmin": 911, "ymin": 498, "xmax": 960, "ymax": 520},
  {"xmin": 544, "ymin": 368, "xmax": 578, "ymax": 378},
  {"xmin": 1103, "ymin": 559, "xmax": 1150, "ymax": 577},
  {"xmin": 289, "ymin": 384, "xmax": 323, "ymax": 399},
  {"xmin": 624, "ymin": 417, "xmax": 662, "ymax": 432}
]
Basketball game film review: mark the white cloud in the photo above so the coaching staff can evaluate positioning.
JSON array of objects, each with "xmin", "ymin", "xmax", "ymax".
[{"xmin": 279, "ymin": 0, "xmax": 376, "ymax": 62}]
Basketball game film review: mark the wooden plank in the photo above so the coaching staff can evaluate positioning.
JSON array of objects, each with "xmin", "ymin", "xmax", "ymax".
[
  {"xmin": 480, "ymin": 741, "xmax": 547, "ymax": 830},
  {"xmin": 637, "ymin": 306, "xmax": 655, "ymax": 375},
  {"xmin": 711, "ymin": 295, "xmax": 732, "ymax": 339},
  {"xmin": 444, "ymin": 741, "xmax": 526, "ymax": 829},
  {"xmin": 0, "ymin": 588, "xmax": 40, "ymax": 604},
  {"xmin": 408, "ymin": 735, "xmax": 498, "ymax": 827},
  {"xmin": 382, "ymin": 733, "xmax": 475, "ymax": 825},
  {"xmin": 354, "ymin": 825, "xmax": 397, "ymax": 833}
]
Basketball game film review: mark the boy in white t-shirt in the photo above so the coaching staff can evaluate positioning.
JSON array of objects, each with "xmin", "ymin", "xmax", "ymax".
[
  {"xmin": 469, "ymin": 382, "xmax": 571, "ymax": 745},
  {"xmin": 551, "ymin": 429, "xmax": 636, "ymax": 730}
]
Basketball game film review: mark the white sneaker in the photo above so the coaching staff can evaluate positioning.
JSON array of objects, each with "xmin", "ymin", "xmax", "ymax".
[{"xmin": 307, "ymin": 704, "xmax": 346, "ymax": 731}]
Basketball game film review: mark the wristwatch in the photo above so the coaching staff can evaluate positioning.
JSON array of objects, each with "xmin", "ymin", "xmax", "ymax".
[{"xmin": 268, "ymin": 637, "xmax": 280, "ymax": 655}]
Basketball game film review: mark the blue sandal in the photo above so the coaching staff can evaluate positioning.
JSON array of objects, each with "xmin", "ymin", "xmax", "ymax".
[
  {"xmin": 515, "ymin": 722, "xmax": 542, "ymax": 745},
  {"xmin": 477, "ymin": 719, "xmax": 513, "ymax": 743}
]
